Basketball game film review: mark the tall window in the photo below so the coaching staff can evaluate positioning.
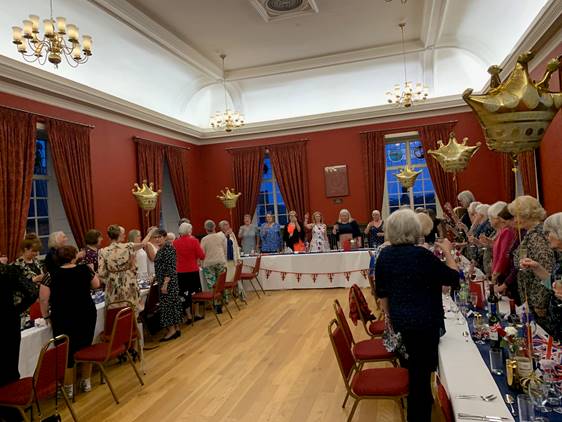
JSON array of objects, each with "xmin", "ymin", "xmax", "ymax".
[
  {"xmin": 256, "ymin": 154, "xmax": 288, "ymax": 225},
  {"xmin": 385, "ymin": 138, "xmax": 438, "ymax": 214},
  {"xmin": 27, "ymin": 138, "xmax": 50, "ymax": 253}
]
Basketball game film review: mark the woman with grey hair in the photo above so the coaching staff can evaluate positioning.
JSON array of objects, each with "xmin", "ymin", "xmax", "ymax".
[
  {"xmin": 375, "ymin": 208, "xmax": 459, "ymax": 422},
  {"xmin": 128, "ymin": 229, "xmax": 148, "ymax": 279},
  {"xmin": 457, "ymin": 190, "xmax": 475, "ymax": 227},
  {"xmin": 200, "ymin": 220, "xmax": 227, "ymax": 312},
  {"xmin": 520, "ymin": 212, "xmax": 562, "ymax": 340}
]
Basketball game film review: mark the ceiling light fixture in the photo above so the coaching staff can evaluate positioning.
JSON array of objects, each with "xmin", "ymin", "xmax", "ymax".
[
  {"xmin": 386, "ymin": 22, "xmax": 428, "ymax": 108},
  {"xmin": 210, "ymin": 54, "xmax": 245, "ymax": 132},
  {"xmin": 11, "ymin": 0, "xmax": 92, "ymax": 68}
]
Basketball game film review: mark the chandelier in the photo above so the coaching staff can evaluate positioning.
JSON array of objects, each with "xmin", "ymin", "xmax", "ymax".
[
  {"xmin": 11, "ymin": 0, "xmax": 92, "ymax": 68},
  {"xmin": 210, "ymin": 54, "xmax": 245, "ymax": 132},
  {"xmin": 386, "ymin": 22, "xmax": 428, "ymax": 108}
]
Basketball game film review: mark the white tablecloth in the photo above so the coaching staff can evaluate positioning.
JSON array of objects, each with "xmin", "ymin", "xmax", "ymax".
[
  {"xmin": 19, "ymin": 302, "xmax": 106, "ymax": 378},
  {"xmin": 438, "ymin": 295, "xmax": 514, "ymax": 421},
  {"xmin": 241, "ymin": 251, "xmax": 370, "ymax": 290}
]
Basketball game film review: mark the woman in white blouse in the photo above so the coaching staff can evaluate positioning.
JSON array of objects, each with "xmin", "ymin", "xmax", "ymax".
[{"xmin": 128, "ymin": 230, "xmax": 149, "ymax": 279}]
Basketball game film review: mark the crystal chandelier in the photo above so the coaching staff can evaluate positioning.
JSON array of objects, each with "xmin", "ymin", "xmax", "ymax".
[
  {"xmin": 386, "ymin": 23, "xmax": 428, "ymax": 108},
  {"xmin": 11, "ymin": 0, "xmax": 92, "ymax": 68},
  {"xmin": 210, "ymin": 54, "xmax": 244, "ymax": 132}
]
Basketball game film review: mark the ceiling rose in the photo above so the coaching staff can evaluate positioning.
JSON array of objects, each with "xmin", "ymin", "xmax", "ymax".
[{"xmin": 266, "ymin": 0, "xmax": 304, "ymax": 12}]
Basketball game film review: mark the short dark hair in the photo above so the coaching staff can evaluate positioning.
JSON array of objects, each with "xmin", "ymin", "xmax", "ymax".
[
  {"xmin": 107, "ymin": 225, "xmax": 122, "ymax": 240},
  {"xmin": 498, "ymin": 205, "xmax": 514, "ymax": 221},
  {"xmin": 84, "ymin": 229, "xmax": 102, "ymax": 246},
  {"xmin": 20, "ymin": 233, "xmax": 41, "ymax": 252},
  {"xmin": 57, "ymin": 245, "xmax": 77, "ymax": 265},
  {"xmin": 156, "ymin": 229, "xmax": 167, "ymax": 238}
]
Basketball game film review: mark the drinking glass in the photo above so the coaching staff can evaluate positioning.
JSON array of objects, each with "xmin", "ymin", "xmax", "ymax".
[
  {"xmin": 518, "ymin": 394, "xmax": 536, "ymax": 422},
  {"xmin": 528, "ymin": 381, "xmax": 550, "ymax": 413},
  {"xmin": 470, "ymin": 292, "xmax": 479, "ymax": 308},
  {"xmin": 489, "ymin": 348, "xmax": 504, "ymax": 375}
]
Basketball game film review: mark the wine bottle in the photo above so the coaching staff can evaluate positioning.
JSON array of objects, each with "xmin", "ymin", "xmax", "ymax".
[{"xmin": 487, "ymin": 281, "xmax": 501, "ymax": 348}]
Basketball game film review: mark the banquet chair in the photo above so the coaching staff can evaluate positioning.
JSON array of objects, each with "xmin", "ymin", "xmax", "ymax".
[
  {"xmin": 0, "ymin": 334, "xmax": 78, "ymax": 422},
  {"xmin": 224, "ymin": 262, "xmax": 246, "ymax": 311},
  {"xmin": 139, "ymin": 280, "xmax": 161, "ymax": 336},
  {"xmin": 350, "ymin": 286, "xmax": 385, "ymax": 338},
  {"xmin": 239, "ymin": 255, "xmax": 266, "ymax": 298},
  {"xmin": 29, "ymin": 300, "xmax": 42, "ymax": 321},
  {"xmin": 74, "ymin": 307, "xmax": 144, "ymax": 404},
  {"xmin": 328, "ymin": 319, "xmax": 408, "ymax": 422},
  {"xmin": 191, "ymin": 271, "xmax": 232, "ymax": 327},
  {"xmin": 431, "ymin": 373, "xmax": 454, "ymax": 422}
]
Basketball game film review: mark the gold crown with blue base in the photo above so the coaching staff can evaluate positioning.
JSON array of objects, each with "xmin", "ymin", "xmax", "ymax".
[{"xmin": 463, "ymin": 52, "xmax": 562, "ymax": 156}]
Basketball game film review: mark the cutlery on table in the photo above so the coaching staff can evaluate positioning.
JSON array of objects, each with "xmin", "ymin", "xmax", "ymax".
[
  {"xmin": 504, "ymin": 394, "xmax": 516, "ymax": 415},
  {"xmin": 457, "ymin": 413, "xmax": 510, "ymax": 421},
  {"xmin": 456, "ymin": 394, "xmax": 497, "ymax": 401}
]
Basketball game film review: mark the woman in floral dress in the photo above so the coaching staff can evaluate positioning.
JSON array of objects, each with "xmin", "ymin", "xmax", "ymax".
[
  {"xmin": 98, "ymin": 225, "xmax": 153, "ymax": 310},
  {"xmin": 153, "ymin": 229, "xmax": 183, "ymax": 341},
  {"xmin": 305, "ymin": 211, "xmax": 329, "ymax": 252}
]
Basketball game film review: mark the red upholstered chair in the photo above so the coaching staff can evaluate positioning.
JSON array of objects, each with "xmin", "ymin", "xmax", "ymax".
[
  {"xmin": 29, "ymin": 300, "xmax": 42, "ymax": 321},
  {"xmin": 350, "ymin": 287, "xmax": 385, "ymax": 338},
  {"xmin": 432, "ymin": 373, "xmax": 454, "ymax": 422},
  {"xmin": 224, "ymin": 262, "xmax": 246, "ymax": 310},
  {"xmin": 192, "ymin": 271, "xmax": 232, "ymax": 326},
  {"xmin": 74, "ymin": 307, "xmax": 144, "ymax": 404},
  {"xmin": 0, "ymin": 334, "xmax": 78, "ymax": 422},
  {"xmin": 328, "ymin": 319, "xmax": 408, "ymax": 422},
  {"xmin": 240, "ymin": 255, "xmax": 266, "ymax": 298}
]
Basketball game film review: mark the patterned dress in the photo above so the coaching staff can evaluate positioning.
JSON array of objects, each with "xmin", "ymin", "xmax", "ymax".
[
  {"xmin": 514, "ymin": 224, "xmax": 556, "ymax": 329},
  {"xmin": 98, "ymin": 242, "xmax": 139, "ymax": 309},
  {"xmin": 155, "ymin": 242, "xmax": 183, "ymax": 328},
  {"xmin": 309, "ymin": 224, "xmax": 329, "ymax": 252}
]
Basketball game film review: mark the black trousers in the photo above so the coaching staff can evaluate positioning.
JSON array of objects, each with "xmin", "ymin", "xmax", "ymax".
[
  {"xmin": 177, "ymin": 271, "xmax": 202, "ymax": 312},
  {"xmin": 399, "ymin": 328, "xmax": 440, "ymax": 422}
]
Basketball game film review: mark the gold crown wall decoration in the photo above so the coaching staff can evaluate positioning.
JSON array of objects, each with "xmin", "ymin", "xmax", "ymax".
[
  {"xmin": 427, "ymin": 132, "xmax": 481, "ymax": 173},
  {"xmin": 463, "ymin": 52, "xmax": 562, "ymax": 157},
  {"xmin": 217, "ymin": 187, "xmax": 241, "ymax": 209},
  {"xmin": 394, "ymin": 165, "xmax": 422, "ymax": 189},
  {"xmin": 132, "ymin": 180, "xmax": 161, "ymax": 212}
]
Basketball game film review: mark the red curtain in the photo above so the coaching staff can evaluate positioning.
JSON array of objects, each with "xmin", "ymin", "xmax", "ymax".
[
  {"xmin": 500, "ymin": 154, "xmax": 516, "ymax": 202},
  {"xmin": 419, "ymin": 122, "xmax": 458, "ymax": 206},
  {"xmin": 165, "ymin": 146, "xmax": 190, "ymax": 220},
  {"xmin": 361, "ymin": 130, "xmax": 386, "ymax": 214},
  {"xmin": 519, "ymin": 151, "xmax": 537, "ymax": 197},
  {"xmin": 136, "ymin": 140, "xmax": 165, "ymax": 232},
  {"xmin": 268, "ymin": 141, "xmax": 310, "ymax": 219},
  {"xmin": 47, "ymin": 119, "xmax": 95, "ymax": 248},
  {"xmin": 230, "ymin": 146, "xmax": 265, "ymax": 230},
  {"xmin": 0, "ymin": 108, "xmax": 36, "ymax": 261}
]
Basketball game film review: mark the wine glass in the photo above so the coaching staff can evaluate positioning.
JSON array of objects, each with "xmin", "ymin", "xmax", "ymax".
[{"xmin": 528, "ymin": 380, "xmax": 550, "ymax": 413}]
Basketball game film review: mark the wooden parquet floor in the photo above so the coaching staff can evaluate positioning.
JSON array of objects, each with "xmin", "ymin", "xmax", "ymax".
[{"xmin": 56, "ymin": 289, "xmax": 403, "ymax": 422}]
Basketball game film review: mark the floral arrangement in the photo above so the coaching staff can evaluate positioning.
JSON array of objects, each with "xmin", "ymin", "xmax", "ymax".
[{"xmin": 497, "ymin": 325, "xmax": 525, "ymax": 356}]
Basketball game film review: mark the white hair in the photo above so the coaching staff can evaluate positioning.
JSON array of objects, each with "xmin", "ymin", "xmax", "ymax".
[
  {"xmin": 218, "ymin": 220, "xmax": 229, "ymax": 230},
  {"xmin": 204, "ymin": 220, "xmax": 215, "ymax": 233},
  {"xmin": 416, "ymin": 212, "xmax": 434, "ymax": 236},
  {"xmin": 339, "ymin": 209, "xmax": 352, "ymax": 220},
  {"xmin": 488, "ymin": 201, "xmax": 507, "ymax": 219},
  {"xmin": 457, "ymin": 190, "xmax": 475, "ymax": 207},
  {"xmin": 48, "ymin": 231, "xmax": 64, "ymax": 249},
  {"xmin": 179, "ymin": 223, "xmax": 192, "ymax": 236},
  {"xmin": 543, "ymin": 212, "xmax": 562, "ymax": 241},
  {"xmin": 167, "ymin": 233, "xmax": 176, "ymax": 241},
  {"xmin": 468, "ymin": 201, "xmax": 482, "ymax": 214},
  {"xmin": 475, "ymin": 204, "xmax": 490, "ymax": 217},
  {"xmin": 385, "ymin": 209, "xmax": 421, "ymax": 245}
]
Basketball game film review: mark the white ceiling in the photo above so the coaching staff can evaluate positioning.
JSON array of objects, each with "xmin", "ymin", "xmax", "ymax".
[{"xmin": 0, "ymin": 0, "xmax": 556, "ymax": 131}]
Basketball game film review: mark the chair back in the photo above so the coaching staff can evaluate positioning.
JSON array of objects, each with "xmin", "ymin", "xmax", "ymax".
[
  {"xmin": 34, "ymin": 335, "xmax": 69, "ymax": 400},
  {"xmin": 233, "ymin": 262, "xmax": 243, "ymax": 283},
  {"xmin": 144, "ymin": 281, "xmax": 160, "ymax": 315},
  {"xmin": 350, "ymin": 285, "xmax": 372, "ymax": 327},
  {"xmin": 333, "ymin": 299, "xmax": 355, "ymax": 347},
  {"xmin": 432, "ymin": 373, "xmax": 454, "ymax": 422},
  {"xmin": 105, "ymin": 300, "xmax": 135, "ymax": 337},
  {"xmin": 252, "ymin": 255, "xmax": 262, "ymax": 276},
  {"xmin": 328, "ymin": 319, "xmax": 356, "ymax": 389},
  {"xmin": 213, "ymin": 272, "xmax": 227, "ymax": 300},
  {"xmin": 29, "ymin": 300, "xmax": 42, "ymax": 321},
  {"xmin": 108, "ymin": 307, "xmax": 134, "ymax": 359}
]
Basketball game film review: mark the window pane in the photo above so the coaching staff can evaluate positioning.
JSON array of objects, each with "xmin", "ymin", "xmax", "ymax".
[
  {"xmin": 28, "ymin": 201, "xmax": 35, "ymax": 218},
  {"xmin": 40, "ymin": 237, "xmax": 49, "ymax": 254},
  {"xmin": 261, "ymin": 181, "xmax": 273, "ymax": 194},
  {"xmin": 276, "ymin": 190, "xmax": 284, "ymax": 205},
  {"xmin": 35, "ymin": 180, "xmax": 48, "ymax": 197},
  {"xmin": 26, "ymin": 219, "xmax": 36, "ymax": 235},
  {"xmin": 34, "ymin": 140, "xmax": 47, "ymax": 175},
  {"xmin": 36, "ymin": 199, "xmax": 48, "ymax": 217},
  {"xmin": 266, "ymin": 204, "xmax": 275, "ymax": 214},
  {"xmin": 277, "ymin": 203, "xmax": 286, "ymax": 216},
  {"xmin": 386, "ymin": 142, "xmax": 406, "ymax": 167},
  {"xmin": 37, "ymin": 218, "xmax": 50, "ymax": 236},
  {"xmin": 414, "ymin": 193, "xmax": 425, "ymax": 206},
  {"xmin": 278, "ymin": 215, "xmax": 288, "ymax": 226},
  {"xmin": 410, "ymin": 140, "xmax": 425, "ymax": 166}
]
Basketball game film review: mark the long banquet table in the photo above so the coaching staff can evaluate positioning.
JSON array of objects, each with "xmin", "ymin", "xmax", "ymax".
[{"xmin": 241, "ymin": 250, "xmax": 371, "ymax": 290}]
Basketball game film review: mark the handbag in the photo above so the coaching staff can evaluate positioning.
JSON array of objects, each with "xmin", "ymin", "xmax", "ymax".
[{"xmin": 382, "ymin": 316, "xmax": 408, "ymax": 359}]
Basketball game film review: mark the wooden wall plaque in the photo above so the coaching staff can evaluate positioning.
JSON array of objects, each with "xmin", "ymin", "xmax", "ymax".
[{"xmin": 324, "ymin": 165, "xmax": 349, "ymax": 198}]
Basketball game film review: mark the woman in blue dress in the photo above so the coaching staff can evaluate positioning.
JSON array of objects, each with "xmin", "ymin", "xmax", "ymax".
[{"xmin": 260, "ymin": 213, "xmax": 282, "ymax": 253}]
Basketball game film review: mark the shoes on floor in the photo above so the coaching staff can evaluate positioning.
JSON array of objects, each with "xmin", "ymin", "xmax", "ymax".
[
  {"xmin": 160, "ymin": 332, "xmax": 178, "ymax": 342},
  {"xmin": 80, "ymin": 378, "xmax": 91, "ymax": 393},
  {"xmin": 215, "ymin": 306, "xmax": 223, "ymax": 314},
  {"xmin": 63, "ymin": 384, "xmax": 73, "ymax": 399}
]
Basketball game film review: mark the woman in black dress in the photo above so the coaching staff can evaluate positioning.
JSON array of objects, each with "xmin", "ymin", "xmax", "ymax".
[
  {"xmin": 153, "ymin": 229, "xmax": 183, "ymax": 341},
  {"xmin": 375, "ymin": 209, "xmax": 459, "ymax": 422},
  {"xmin": 49, "ymin": 246, "xmax": 100, "ymax": 398},
  {"xmin": 332, "ymin": 209, "xmax": 362, "ymax": 248}
]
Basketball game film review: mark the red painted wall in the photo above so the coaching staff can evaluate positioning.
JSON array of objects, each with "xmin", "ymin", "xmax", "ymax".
[
  {"xmin": 530, "ymin": 42, "xmax": 562, "ymax": 213},
  {"xmin": 197, "ymin": 111, "xmax": 505, "ymax": 227},
  {"xmin": 0, "ymin": 92, "xmax": 199, "ymax": 239}
]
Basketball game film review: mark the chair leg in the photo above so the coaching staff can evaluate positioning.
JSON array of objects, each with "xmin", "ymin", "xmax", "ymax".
[
  {"xmin": 398, "ymin": 398, "xmax": 406, "ymax": 422},
  {"xmin": 347, "ymin": 398, "xmax": 360, "ymax": 422},
  {"xmin": 255, "ymin": 276, "xmax": 266, "ymax": 296},
  {"xmin": 17, "ymin": 407, "xmax": 30, "ymax": 422},
  {"xmin": 232, "ymin": 293, "xmax": 241, "ymax": 311},
  {"xmin": 73, "ymin": 365, "xmax": 78, "ymax": 403},
  {"xmin": 223, "ymin": 302, "xmax": 233, "ymax": 320},
  {"xmin": 97, "ymin": 363, "xmax": 119, "ymax": 404},
  {"xmin": 126, "ymin": 351, "xmax": 145, "ymax": 386},
  {"xmin": 342, "ymin": 392, "xmax": 350, "ymax": 408},
  {"xmin": 248, "ymin": 279, "xmax": 260, "ymax": 299},
  {"xmin": 211, "ymin": 301, "xmax": 222, "ymax": 327},
  {"xmin": 61, "ymin": 389, "xmax": 79, "ymax": 422}
]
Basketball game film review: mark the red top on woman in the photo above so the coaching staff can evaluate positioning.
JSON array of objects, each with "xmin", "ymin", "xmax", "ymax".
[
  {"xmin": 492, "ymin": 226, "xmax": 516, "ymax": 277},
  {"xmin": 173, "ymin": 236, "xmax": 205, "ymax": 273}
]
